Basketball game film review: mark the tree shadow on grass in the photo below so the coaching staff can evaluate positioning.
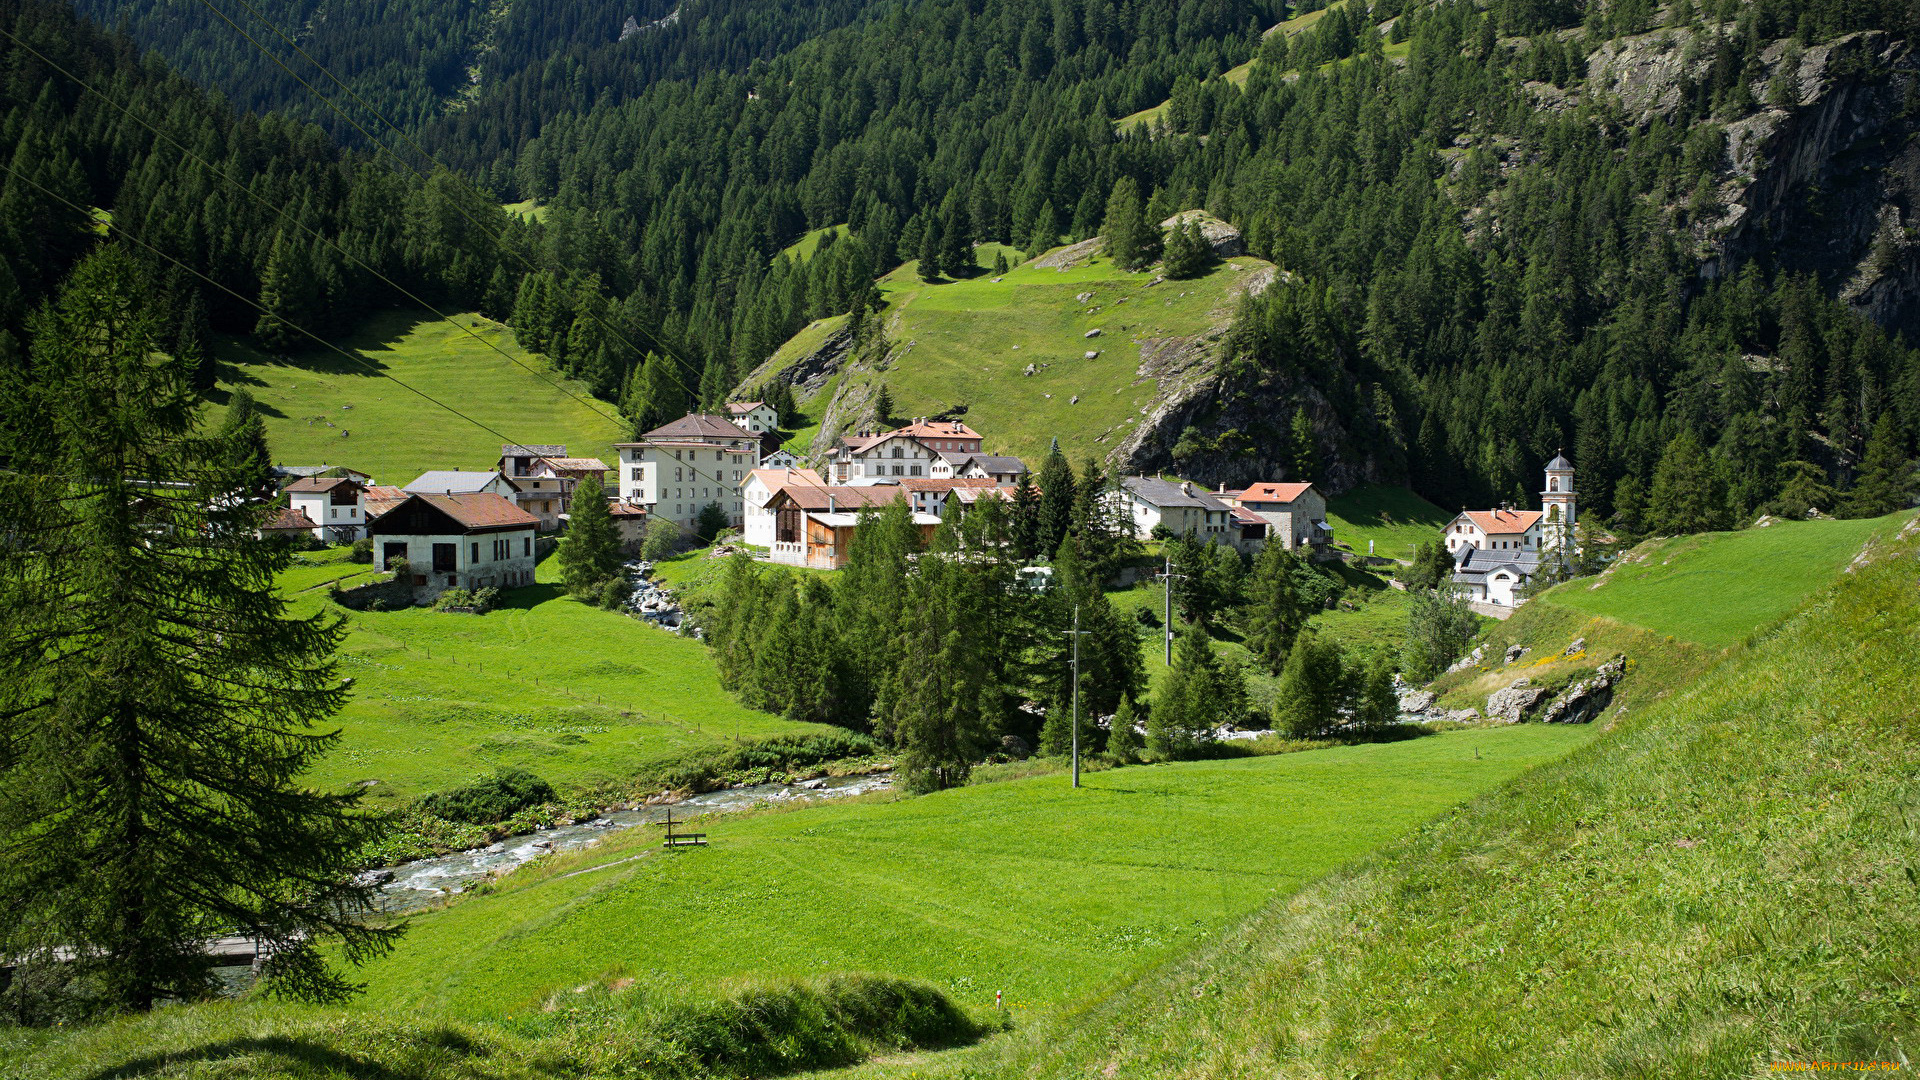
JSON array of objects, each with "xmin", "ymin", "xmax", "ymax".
[
  {"xmin": 82, "ymin": 1028, "xmax": 481, "ymax": 1080},
  {"xmin": 496, "ymin": 582, "xmax": 567, "ymax": 611}
]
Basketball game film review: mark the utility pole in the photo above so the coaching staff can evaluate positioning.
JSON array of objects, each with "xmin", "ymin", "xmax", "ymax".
[
  {"xmin": 1162, "ymin": 551, "xmax": 1190, "ymax": 665},
  {"xmin": 1060, "ymin": 604, "xmax": 1090, "ymax": 788}
]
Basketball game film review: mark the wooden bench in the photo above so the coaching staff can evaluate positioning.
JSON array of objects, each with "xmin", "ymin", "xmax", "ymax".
[{"xmin": 663, "ymin": 833, "xmax": 707, "ymax": 848}]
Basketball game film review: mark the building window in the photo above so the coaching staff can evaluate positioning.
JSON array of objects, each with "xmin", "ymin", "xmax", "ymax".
[
  {"xmin": 523, "ymin": 537, "xmax": 530, "ymax": 556},
  {"xmin": 471, "ymin": 542, "xmax": 480, "ymax": 562}
]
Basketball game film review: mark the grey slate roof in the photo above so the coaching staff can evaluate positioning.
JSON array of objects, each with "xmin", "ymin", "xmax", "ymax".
[
  {"xmin": 961, "ymin": 454, "xmax": 1029, "ymax": 474},
  {"xmin": 405, "ymin": 470, "xmax": 516, "ymax": 495},
  {"xmin": 641, "ymin": 414, "xmax": 752, "ymax": 440},
  {"xmin": 1546, "ymin": 452, "xmax": 1574, "ymax": 471},
  {"xmin": 1120, "ymin": 476, "xmax": 1230, "ymax": 512},
  {"xmin": 1451, "ymin": 546, "xmax": 1541, "ymax": 578},
  {"xmin": 502, "ymin": 444, "xmax": 567, "ymax": 457}
]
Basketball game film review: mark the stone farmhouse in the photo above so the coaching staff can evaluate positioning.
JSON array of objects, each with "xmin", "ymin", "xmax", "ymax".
[
  {"xmin": 367, "ymin": 493, "xmax": 539, "ymax": 598},
  {"xmin": 614, "ymin": 413, "xmax": 761, "ymax": 532},
  {"xmin": 1446, "ymin": 455, "xmax": 1577, "ymax": 607},
  {"xmin": 1218, "ymin": 482, "xmax": 1331, "ymax": 550}
]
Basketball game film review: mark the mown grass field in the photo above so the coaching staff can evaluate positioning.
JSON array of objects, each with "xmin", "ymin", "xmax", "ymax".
[
  {"xmin": 283, "ymin": 553, "xmax": 824, "ymax": 806},
  {"xmin": 1324, "ymin": 483, "xmax": 1452, "ymax": 562},
  {"xmin": 350, "ymin": 723, "xmax": 1592, "ymax": 1017},
  {"xmin": 771, "ymin": 243, "xmax": 1272, "ymax": 468},
  {"xmin": 1540, "ymin": 513, "xmax": 1905, "ymax": 647},
  {"xmin": 859, "ymin": 525, "xmax": 1920, "ymax": 1078},
  {"xmin": 209, "ymin": 308, "xmax": 626, "ymax": 486}
]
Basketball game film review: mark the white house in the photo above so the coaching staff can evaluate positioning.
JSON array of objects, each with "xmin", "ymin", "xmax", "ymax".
[
  {"xmin": 404, "ymin": 470, "xmax": 522, "ymax": 500},
  {"xmin": 742, "ymin": 467, "xmax": 825, "ymax": 548},
  {"xmin": 761, "ymin": 447, "xmax": 802, "ymax": 470},
  {"xmin": 827, "ymin": 430, "xmax": 942, "ymax": 484},
  {"xmin": 946, "ymin": 453, "xmax": 1029, "ymax": 484},
  {"xmin": 493, "ymin": 445, "xmax": 611, "ymax": 531},
  {"xmin": 898, "ymin": 477, "xmax": 1004, "ymax": 517},
  {"xmin": 1110, "ymin": 477, "xmax": 1236, "ymax": 543},
  {"xmin": 366, "ymin": 493, "xmax": 539, "ymax": 599},
  {"xmin": 1444, "ymin": 456, "xmax": 1578, "ymax": 607},
  {"xmin": 284, "ymin": 476, "xmax": 367, "ymax": 544},
  {"xmin": 615, "ymin": 413, "xmax": 760, "ymax": 531},
  {"xmin": 726, "ymin": 401, "xmax": 781, "ymax": 435},
  {"xmin": 1219, "ymin": 481, "xmax": 1331, "ymax": 550}
]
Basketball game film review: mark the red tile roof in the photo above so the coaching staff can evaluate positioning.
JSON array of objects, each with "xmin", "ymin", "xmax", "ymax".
[
  {"xmin": 726, "ymin": 401, "xmax": 767, "ymax": 414},
  {"xmin": 417, "ymin": 493, "xmax": 540, "ymax": 530},
  {"xmin": 1236, "ymin": 482, "xmax": 1315, "ymax": 503},
  {"xmin": 894, "ymin": 418, "xmax": 981, "ymax": 441},
  {"xmin": 775, "ymin": 485, "xmax": 908, "ymax": 511},
  {"xmin": 1463, "ymin": 509, "xmax": 1543, "ymax": 535},
  {"xmin": 264, "ymin": 506, "xmax": 317, "ymax": 531}
]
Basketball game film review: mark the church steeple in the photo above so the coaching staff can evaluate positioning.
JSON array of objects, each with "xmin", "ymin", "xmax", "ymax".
[{"xmin": 1541, "ymin": 451, "xmax": 1575, "ymax": 552}]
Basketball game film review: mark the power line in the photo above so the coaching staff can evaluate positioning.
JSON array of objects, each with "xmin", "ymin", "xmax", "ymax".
[
  {"xmin": 0, "ymin": 24, "xmax": 752, "ymax": 500},
  {"xmin": 0, "ymin": 160, "xmax": 544, "ymax": 459},
  {"xmin": 197, "ymin": 0, "xmax": 721, "ymax": 399}
]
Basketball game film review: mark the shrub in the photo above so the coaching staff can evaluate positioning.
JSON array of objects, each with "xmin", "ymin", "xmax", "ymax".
[
  {"xmin": 433, "ymin": 587, "xmax": 501, "ymax": 614},
  {"xmin": 348, "ymin": 537, "xmax": 374, "ymax": 563},
  {"xmin": 418, "ymin": 767, "xmax": 557, "ymax": 825},
  {"xmin": 642, "ymin": 517, "xmax": 682, "ymax": 561},
  {"xmin": 596, "ymin": 576, "xmax": 630, "ymax": 610}
]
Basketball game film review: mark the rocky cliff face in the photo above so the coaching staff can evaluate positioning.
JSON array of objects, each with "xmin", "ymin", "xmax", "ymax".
[{"xmin": 1588, "ymin": 28, "xmax": 1920, "ymax": 336}]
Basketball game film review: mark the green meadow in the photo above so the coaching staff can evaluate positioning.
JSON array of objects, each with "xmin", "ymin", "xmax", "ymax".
[
  {"xmin": 352, "ymin": 723, "xmax": 1592, "ymax": 1017},
  {"xmin": 1541, "ymin": 513, "xmax": 1906, "ymax": 647},
  {"xmin": 283, "ymin": 554, "xmax": 823, "ymax": 807},
  {"xmin": 1324, "ymin": 483, "xmax": 1453, "ymax": 562},
  {"xmin": 210, "ymin": 308, "xmax": 626, "ymax": 486},
  {"xmin": 774, "ymin": 243, "xmax": 1272, "ymax": 468}
]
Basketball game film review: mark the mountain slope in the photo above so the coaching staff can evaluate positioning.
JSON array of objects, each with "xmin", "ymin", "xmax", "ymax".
[{"xmin": 848, "ymin": 512, "xmax": 1920, "ymax": 1078}]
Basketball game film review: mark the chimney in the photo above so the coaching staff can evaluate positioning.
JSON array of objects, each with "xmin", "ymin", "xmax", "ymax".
[{"xmin": 828, "ymin": 493, "xmax": 837, "ymax": 513}]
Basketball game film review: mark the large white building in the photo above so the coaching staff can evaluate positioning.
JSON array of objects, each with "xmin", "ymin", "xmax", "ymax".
[
  {"xmin": 1446, "ymin": 455, "xmax": 1577, "ymax": 606},
  {"xmin": 615, "ymin": 414, "xmax": 761, "ymax": 531},
  {"xmin": 284, "ymin": 476, "xmax": 367, "ymax": 544},
  {"xmin": 827, "ymin": 418, "xmax": 987, "ymax": 485}
]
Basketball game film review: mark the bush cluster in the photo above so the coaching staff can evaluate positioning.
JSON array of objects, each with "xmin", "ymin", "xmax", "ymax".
[
  {"xmin": 417, "ymin": 767, "xmax": 557, "ymax": 825},
  {"xmin": 432, "ymin": 586, "xmax": 501, "ymax": 614}
]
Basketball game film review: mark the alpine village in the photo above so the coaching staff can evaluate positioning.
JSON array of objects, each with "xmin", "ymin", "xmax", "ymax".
[{"xmin": 3, "ymin": 0, "xmax": 1920, "ymax": 1077}]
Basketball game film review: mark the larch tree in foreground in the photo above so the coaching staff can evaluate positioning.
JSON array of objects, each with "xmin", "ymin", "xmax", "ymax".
[{"xmin": 0, "ymin": 250, "xmax": 398, "ymax": 1015}]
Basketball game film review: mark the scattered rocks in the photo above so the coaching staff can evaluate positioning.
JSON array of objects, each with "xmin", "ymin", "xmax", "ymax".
[
  {"xmin": 1504, "ymin": 644, "xmax": 1528, "ymax": 664},
  {"xmin": 1023, "ymin": 363, "xmax": 1037, "ymax": 376},
  {"xmin": 1069, "ymin": 395, "xmax": 1079, "ymax": 404},
  {"xmin": 355, "ymin": 868, "xmax": 395, "ymax": 887},
  {"xmin": 1084, "ymin": 350, "xmax": 1100, "ymax": 359},
  {"xmin": 1075, "ymin": 292, "xmax": 1094, "ymax": 302},
  {"xmin": 1537, "ymin": 656, "xmax": 1627, "ymax": 724},
  {"xmin": 1001, "ymin": 734, "xmax": 1031, "ymax": 760},
  {"xmin": 1564, "ymin": 637, "xmax": 1587, "ymax": 656},
  {"xmin": 1486, "ymin": 679, "xmax": 1552, "ymax": 724},
  {"xmin": 1146, "ymin": 275, "xmax": 1165, "ymax": 287},
  {"xmin": 1446, "ymin": 643, "xmax": 1487, "ymax": 675},
  {"xmin": 1397, "ymin": 689, "xmax": 1436, "ymax": 714},
  {"xmin": 1084, "ymin": 328, "xmax": 1103, "ymax": 338}
]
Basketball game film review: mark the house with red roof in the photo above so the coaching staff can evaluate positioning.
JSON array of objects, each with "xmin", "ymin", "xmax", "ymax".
[
  {"xmin": 366, "ymin": 492, "xmax": 540, "ymax": 599},
  {"xmin": 1217, "ymin": 481, "xmax": 1330, "ymax": 550},
  {"xmin": 1442, "ymin": 455, "xmax": 1578, "ymax": 607}
]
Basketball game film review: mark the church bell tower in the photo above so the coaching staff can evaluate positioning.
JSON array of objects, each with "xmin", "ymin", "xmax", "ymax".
[{"xmin": 1541, "ymin": 451, "xmax": 1576, "ymax": 553}]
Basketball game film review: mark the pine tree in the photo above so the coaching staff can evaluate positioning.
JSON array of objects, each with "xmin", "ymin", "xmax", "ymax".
[
  {"xmin": 841, "ymin": 500, "xmax": 921, "ymax": 731},
  {"xmin": 1162, "ymin": 218, "xmax": 1210, "ymax": 278},
  {"xmin": 253, "ymin": 228, "xmax": 315, "ymax": 353},
  {"xmin": 1353, "ymin": 652, "xmax": 1399, "ymax": 732},
  {"xmin": 1100, "ymin": 177, "xmax": 1159, "ymax": 271},
  {"xmin": 1010, "ymin": 471, "xmax": 1042, "ymax": 560},
  {"xmin": 624, "ymin": 351, "xmax": 688, "ymax": 435},
  {"xmin": 557, "ymin": 474, "xmax": 623, "ymax": 597},
  {"xmin": 884, "ymin": 542, "xmax": 992, "ymax": 791},
  {"xmin": 1037, "ymin": 697, "xmax": 1073, "ymax": 757},
  {"xmin": 1106, "ymin": 695, "xmax": 1143, "ymax": 764},
  {"xmin": 918, "ymin": 218, "xmax": 944, "ymax": 282},
  {"xmin": 1244, "ymin": 542, "xmax": 1313, "ymax": 674},
  {"xmin": 873, "ymin": 382, "xmax": 895, "ymax": 427},
  {"xmin": 1148, "ymin": 624, "xmax": 1221, "ymax": 759},
  {"xmin": 1036, "ymin": 442, "xmax": 1077, "ymax": 558},
  {"xmin": 1288, "ymin": 407, "xmax": 1320, "ymax": 480},
  {"xmin": 1648, "ymin": 430, "xmax": 1729, "ymax": 534},
  {"xmin": 1272, "ymin": 632, "xmax": 1348, "ymax": 739},
  {"xmin": 0, "ymin": 250, "xmax": 397, "ymax": 1011},
  {"xmin": 1841, "ymin": 413, "xmax": 1915, "ymax": 519}
]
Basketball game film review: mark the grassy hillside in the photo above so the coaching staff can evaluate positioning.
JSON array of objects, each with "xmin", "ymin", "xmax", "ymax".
[
  {"xmin": 1324, "ymin": 483, "xmax": 1452, "ymax": 562},
  {"xmin": 210, "ymin": 309, "xmax": 626, "ymax": 485},
  {"xmin": 283, "ymin": 552, "xmax": 825, "ymax": 806},
  {"xmin": 773, "ymin": 243, "xmax": 1274, "ymax": 467},
  {"xmin": 837, "ymin": 515, "xmax": 1920, "ymax": 1079},
  {"xmin": 1116, "ymin": 2, "xmax": 1348, "ymax": 130},
  {"xmin": 1542, "ymin": 514, "xmax": 1903, "ymax": 647},
  {"xmin": 354, "ymin": 725, "xmax": 1590, "ymax": 1016}
]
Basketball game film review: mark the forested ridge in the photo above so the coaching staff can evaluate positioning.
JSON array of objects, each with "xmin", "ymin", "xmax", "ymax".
[{"xmin": 8, "ymin": 0, "xmax": 1920, "ymax": 529}]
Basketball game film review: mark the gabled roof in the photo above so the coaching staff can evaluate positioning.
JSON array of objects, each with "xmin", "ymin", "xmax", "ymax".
[
  {"xmin": 405, "ymin": 470, "xmax": 518, "ymax": 495},
  {"xmin": 542, "ymin": 457, "xmax": 609, "ymax": 472},
  {"xmin": 1452, "ymin": 546, "xmax": 1541, "ymax": 576},
  {"xmin": 264, "ymin": 506, "xmax": 317, "ymax": 531},
  {"xmin": 1235, "ymin": 481, "xmax": 1315, "ymax": 504},
  {"xmin": 390, "ymin": 493, "xmax": 539, "ymax": 531},
  {"xmin": 726, "ymin": 401, "xmax": 768, "ymax": 415},
  {"xmin": 958, "ymin": 454, "xmax": 1028, "ymax": 474},
  {"xmin": 362, "ymin": 485, "xmax": 409, "ymax": 519},
  {"xmin": 773, "ymin": 485, "xmax": 908, "ymax": 511},
  {"xmin": 897, "ymin": 477, "xmax": 1001, "ymax": 492},
  {"xmin": 284, "ymin": 476, "xmax": 361, "ymax": 494},
  {"xmin": 748, "ymin": 467, "xmax": 825, "ymax": 489},
  {"xmin": 1231, "ymin": 505, "xmax": 1267, "ymax": 525},
  {"xmin": 501, "ymin": 444, "xmax": 567, "ymax": 457},
  {"xmin": 947, "ymin": 486, "xmax": 1014, "ymax": 504},
  {"xmin": 1461, "ymin": 509, "xmax": 1543, "ymax": 535},
  {"xmin": 833, "ymin": 430, "xmax": 929, "ymax": 457},
  {"xmin": 638, "ymin": 413, "xmax": 753, "ymax": 441},
  {"xmin": 607, "ymin": 501, "xmax": 649, "ymax": 518},
  {"xmin": 1120, "ymin": 476, "xmax": 1230, "ymax": 511},
  {"xmin": 894, "ymin": 418, "xmax": 981, "ymax": 441}
]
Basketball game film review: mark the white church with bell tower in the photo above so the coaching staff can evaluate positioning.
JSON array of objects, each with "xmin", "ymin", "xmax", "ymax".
[
  {"xmin": 1541, "ymin": 451, "xmax": 1576, "ymax": 553},
  {"xmin": 1441, "ymin": 454, "xmax": 1578, "ymax": 608}
]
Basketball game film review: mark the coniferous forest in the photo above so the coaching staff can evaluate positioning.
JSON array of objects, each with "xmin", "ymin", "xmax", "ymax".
[{"xmin": 7, "ymin": 0, "xmax": 1918, "ymax": 527}]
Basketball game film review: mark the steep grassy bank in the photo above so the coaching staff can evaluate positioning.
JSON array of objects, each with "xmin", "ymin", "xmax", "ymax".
[
  {"xmin": 210, "ymin": 309, "xmax": 625, "ymax": 484},
  {"xmin": 850, "ymin": 514, "xmax": 1920, "ymax": 1078}
]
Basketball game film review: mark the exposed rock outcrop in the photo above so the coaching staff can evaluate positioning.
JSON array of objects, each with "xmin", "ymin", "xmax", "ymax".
[
  {"xmin": 1486, "ymin": 679, "xmax": 1553, "ymax": 724},
  {"xmin": 1537, "ymin": 656, "xmax": 1628, "ymax": 724}
]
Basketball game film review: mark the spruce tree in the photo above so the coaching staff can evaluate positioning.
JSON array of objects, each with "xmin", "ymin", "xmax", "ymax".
[
  {"xmin": 1148, "ymin": 624, "xmax": 1221, "ymax": 759},
  {"xmin": 1100, "ymin": 177, "xmax": 1158, "ymax": 271},
  {"xmin": 840, "ymin": 500, "xmax": 920, "ymax": 730},
  {"xmin": 1106, "ymin": 695, "xmax": 1143, "ymax": 763},
  {"xmin": 1010, "ymin": 471, "xmax": 1042, "ymax": 560},
  {"xmin": 1036, "ymin": 442, "xmax": 1077, "ymax": 558},
  {"xmin": 873, "ymin": 382, "xmax": 895, "ymax": 427},
  {"xmin": 253, "ymin": 228, "xmax": 314, "ymax": 353},
  {"xmin": 1273, "ymin": 632, "xmax": 1348, "ymax": 739},
  {"xmin": 1841, "ymin": 413, "xmax": 1915, "ymax": 519},
  {"xmin": 884, "ymin": 541, "xmax": 992, "ymax": 791},
  {"xmin": 1648, "ymin": 431, "xmax": 1729, "ymax": 534},
  {"xmin": 1162, "ymin": 217, "xmax": 1210, "ymax": 278},
  {"xmin": 1289, "ymin": 407, "xmax": 1320, "ymax": 480},
  {"xmin": 918, "ymin": 218, "xmax": 944, "ymax": 282},
  {"xmin": 557, "ymin": 474, "xmax": 623, "ymax": 597},
  {"xmin": 0, "ymin": 250, "xmax": 397, "ymax": 1011},
  {"xmin": 1244, "ymin": 542, "xmax": 1313, "ymax": 674}
]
